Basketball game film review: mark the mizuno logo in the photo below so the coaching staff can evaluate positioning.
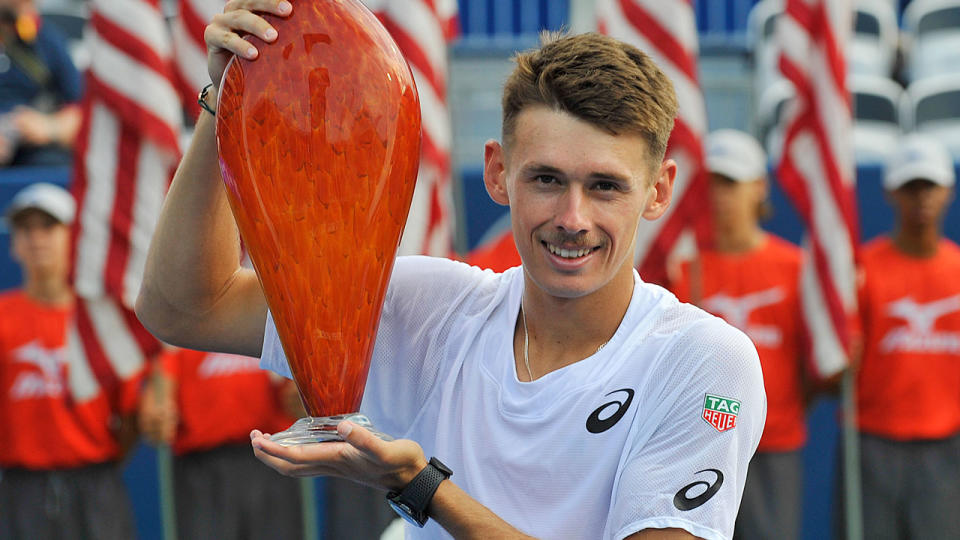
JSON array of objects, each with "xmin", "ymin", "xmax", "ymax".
[
  {"xmin": 674, "ymin": 469, "xmax": 724, "ymax": 511},
  {"xmin": 585, "ymin": 388, "xmax": 634, "ymax": 434},
  {"xmin": 881, "ymin": 294, "xmax": 960, "ymax": 354},
  {"xmin": 11, "ymin": 340, "xmax": 66, "ymax": 400},
  {"xmin": 198, "ymin": 353, "xmax": 261, "ymax": 378},
  {"xmin": 702, "ymin": 287, "xmax": 786, "ymax": 347}
]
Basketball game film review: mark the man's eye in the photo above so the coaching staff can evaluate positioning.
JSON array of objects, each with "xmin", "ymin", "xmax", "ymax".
[
  {"xmin": 535, "ymin": 175, "xmax": 557, "ymax": 184},
  {"xmin": 595, "ymin": 181, "xmax": 618, "ymax": 191}
]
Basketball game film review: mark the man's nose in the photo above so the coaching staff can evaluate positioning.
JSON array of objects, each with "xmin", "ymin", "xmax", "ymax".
[{"xmin": 553, "ymin": 188, "xmax": 590, "ymax": 233}]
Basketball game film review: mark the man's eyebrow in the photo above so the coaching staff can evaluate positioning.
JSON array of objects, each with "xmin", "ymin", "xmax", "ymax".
[{"xmin": 520, "ymin": 163, "xmax": 632, "ymax": 183}]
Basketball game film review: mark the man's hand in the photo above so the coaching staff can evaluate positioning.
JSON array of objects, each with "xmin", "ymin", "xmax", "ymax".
[
  {"xmin": 10, "ymin": 106, "xmax": 53, "ymax": 146},
  {"xmin": 204, "ymin": 0, "xmax": 291, "ymax": 90},
  {"xmin": 251, "ymin": 420, "xmax": 428, "ymax": 492},
  {"xmin": 138, "ymin": 371, "xmax": 179, "ymax": 445}
]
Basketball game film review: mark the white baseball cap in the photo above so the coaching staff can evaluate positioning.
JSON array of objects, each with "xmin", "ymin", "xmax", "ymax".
[
  {"xmin": 5, "ymin": 182, "xmax": 76, "ymax": 225},
  {"xmin": 705, "ymin": 129, "xmax": 768, "ymax": 182},
  {"xmin": 883, "ymin": 133, "xmax": 956, "ymax": 191}
]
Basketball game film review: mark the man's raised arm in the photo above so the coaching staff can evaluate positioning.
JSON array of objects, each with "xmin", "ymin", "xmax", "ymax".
[{"xmin": 137, "ymin": 0, "xmax": 292, "ymax": 355}]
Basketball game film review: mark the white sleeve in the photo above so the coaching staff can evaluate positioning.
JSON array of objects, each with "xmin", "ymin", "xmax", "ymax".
[
  {"xmin": 259, "ymin": 309, "xmax": 292, "ymax": 378},
  {"xmin": 609, "ymin": 318, "xmax": 766, "ymax": 540}
]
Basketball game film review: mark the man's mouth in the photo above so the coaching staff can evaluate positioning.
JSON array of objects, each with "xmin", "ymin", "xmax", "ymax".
[{"xmin": 544, "ymin": 242, "xmax": 598, "ymax": 259}]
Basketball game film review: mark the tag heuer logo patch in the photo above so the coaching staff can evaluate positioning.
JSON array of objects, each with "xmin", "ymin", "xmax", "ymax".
[{"xmin": 702, "ymin": 394, "xmax": 740, "ymax": 432}]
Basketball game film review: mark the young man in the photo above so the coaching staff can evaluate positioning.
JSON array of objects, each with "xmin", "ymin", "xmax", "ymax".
[
  {"xmin": 136, "ymin": 1, "xmax": 766, "ymax": 538},
  {"xmin": 852, "ymin": 133, "xmax": 960, "ymax": 539},
  {"xmin": 0, "ymin": 182, "xmax": 137, "ymax": 539},
  {"xmin": 138, "ymin": 347, "xmax": 305, "ymax": 539},
  {"xmin": 671, "ymin": 130, "xmax": 806, "ymax": 540}
]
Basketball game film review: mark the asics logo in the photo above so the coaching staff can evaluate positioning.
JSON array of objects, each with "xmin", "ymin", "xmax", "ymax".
[
  {"xmin": 881, "ymin": 294, "xmax": 960, "ymax": 354},
  {"xmin": 11, "ymin": 340, "xmax": 66, "ymax": 399},
  {"xmin": 586, "ymin": 388, "xmax": 634, "ymax": 434},
  {"xmin": 674, "ymin": 469, "xmax": 724, "ymax": 511},
  {"xmin": 703, "ymin": 287, "xmax": 785, "ymax": 347}
]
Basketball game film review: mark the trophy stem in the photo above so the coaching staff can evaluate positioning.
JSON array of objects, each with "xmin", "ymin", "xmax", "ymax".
[{"xmin": 269, "ymin": 413, "xmax": 393, "ymax": 446}]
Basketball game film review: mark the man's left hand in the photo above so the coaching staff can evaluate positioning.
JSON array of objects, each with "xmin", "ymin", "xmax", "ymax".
[{"xmin": 251, "ymin": 420, "xmax": 428, "ymax": 492}]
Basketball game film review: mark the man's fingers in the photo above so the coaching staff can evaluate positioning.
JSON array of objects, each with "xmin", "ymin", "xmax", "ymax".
[
  {"xmin": 337, "ymin": 420, "xmax": 385, "ymax": 456},
  {"xmin": 224, "ymin": 0, "xmax": 292, "ymax": 17}
]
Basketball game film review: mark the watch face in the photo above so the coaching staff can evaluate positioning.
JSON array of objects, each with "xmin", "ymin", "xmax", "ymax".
[{"xmin": 388, "ymin": 499, "xmax": 425, "ymax": 528}]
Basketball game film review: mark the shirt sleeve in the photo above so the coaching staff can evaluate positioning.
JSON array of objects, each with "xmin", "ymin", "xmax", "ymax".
[{"xmin": 609, "ymin": 317, "xmax": 767, "ymax": 540}]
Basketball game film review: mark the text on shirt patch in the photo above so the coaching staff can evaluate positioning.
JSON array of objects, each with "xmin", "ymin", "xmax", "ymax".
[{"xmin": 702, "ymin": 394, "xmax": 739, "ymax": 432}]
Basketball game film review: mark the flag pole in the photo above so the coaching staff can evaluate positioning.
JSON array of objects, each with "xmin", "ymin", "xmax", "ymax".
[
  {"xmin": 157, "ymin": 445, "xmax": 177, "ymax": 540},
  {"xmin": 841, "ymin": 368, "xmax": 862, "ymax": 540},
  {"xmin": 300, "ymin": 478, "xmax": 319, "ymax": 540}
]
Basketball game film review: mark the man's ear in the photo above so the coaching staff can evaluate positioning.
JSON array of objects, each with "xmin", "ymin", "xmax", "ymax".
[
  {"xmin": 642, "ymin": 158, "xmax": 677, "ymax": 220},
  {"xmin": 483, "ymin": 140, "xmax": 510, "ymax": 206}
]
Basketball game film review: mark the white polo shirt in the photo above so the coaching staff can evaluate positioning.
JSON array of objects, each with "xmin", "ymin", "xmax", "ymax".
[{"xmin": 261, "ymin": 256, "xmax": 766, "ymax": 540}]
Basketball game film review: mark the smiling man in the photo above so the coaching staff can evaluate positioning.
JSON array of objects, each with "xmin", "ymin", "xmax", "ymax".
[{"xmin": 136, "ymin": 2, "xmax": 765, "ymax": 538}]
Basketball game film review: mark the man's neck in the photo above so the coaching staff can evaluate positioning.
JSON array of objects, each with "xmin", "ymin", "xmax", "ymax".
[
  {"xmin": 24, "ymin": 275, "xmax": 73, "ymax": 306},
  {"xmin": 517, "ymin": 269, "xmax": 634, "ymax": 380},
  {"xmin": 713, "ymin": 224, "xmax": 764, "ymax": 254},
  {"xmin": 893, "ymin": 226, "xmax": 941, "ymax": 258}
]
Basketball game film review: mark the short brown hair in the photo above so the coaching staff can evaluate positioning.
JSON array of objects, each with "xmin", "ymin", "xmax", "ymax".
[{"xmin": 502, "ymin": 32, "xmax": 678, "ymax": 165}]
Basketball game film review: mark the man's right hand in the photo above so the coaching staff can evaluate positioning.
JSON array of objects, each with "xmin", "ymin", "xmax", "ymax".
[
  {"xmin": 138, "ymin": 370, "xmax": 179, "ymax": 445},
  {"xmin": 204, "ymin": 0, "xmax": 291, "ymax": 91}
]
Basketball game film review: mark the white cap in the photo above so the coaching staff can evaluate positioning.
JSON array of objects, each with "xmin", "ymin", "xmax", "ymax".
[
  {"xmin": 705, "ymin": 129, "xmax": 768, "ymax": 182},
  {"xmin": 884, "ymin": 133, "xmax": 956, "ymax": 191},
  {"xmin": 5, "ymin": 183, "xmax": 76, "ymax": 225}
]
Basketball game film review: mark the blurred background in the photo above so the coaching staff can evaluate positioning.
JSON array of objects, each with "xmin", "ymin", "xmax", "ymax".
[{"xmin": 1, "ymin": 0, "xmax": 958, "ymax": 539}]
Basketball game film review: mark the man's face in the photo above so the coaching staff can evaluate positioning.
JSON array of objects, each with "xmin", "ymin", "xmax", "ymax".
[
  {"xmin": 889, "ymin": 179, "xmax": 954, "ymax": 230},
  {"xmin": 483, "ymin": 106, "xmax": 674, "ymax": 299},
  {"xmin": 709, "ymin": 172, "xmax": 767, "ymax": 227},
  {"xmin": 10, "ymin": 209, "xmax": 71, "ymax": 279}
]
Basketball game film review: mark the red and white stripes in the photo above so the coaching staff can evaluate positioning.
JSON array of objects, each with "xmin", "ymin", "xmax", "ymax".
[
  {"xmin": 171, "ymin": 0, "xmax": 224, "ymax": 118},
  {"xmin": 777, "ymin": 0, "xmax": 857, "ymax": 377},
  {"xmin": 69, "ymin": 0, "xmax": 180, "ymax": 403},
  {"xmin": 365, "ymin": 0, "xmax": 459, "ymax": 257},
  {"xmin": 597, "ymin": 0, "xmax": 710, "ymax": 287}
]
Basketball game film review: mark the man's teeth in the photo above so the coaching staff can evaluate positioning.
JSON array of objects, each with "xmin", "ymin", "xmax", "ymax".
[{"xmin": 548, "ymin": 244, "xmax": 592, "ymax": 258}]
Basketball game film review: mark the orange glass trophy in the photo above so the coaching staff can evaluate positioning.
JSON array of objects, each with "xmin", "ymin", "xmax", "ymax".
[{"xmin": 215, "ymin": 0, "xmax": 421, "ymax": 444}]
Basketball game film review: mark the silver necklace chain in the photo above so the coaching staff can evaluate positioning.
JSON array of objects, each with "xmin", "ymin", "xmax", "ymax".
[{"xmin": 520, "ymin": 303, "xmax": 609, "ymax": 382}]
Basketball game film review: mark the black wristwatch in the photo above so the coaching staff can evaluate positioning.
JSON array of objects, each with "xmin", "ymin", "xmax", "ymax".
[{"xmin": 386, "ymin": 457, "xmax": 453, "ymax": 527}]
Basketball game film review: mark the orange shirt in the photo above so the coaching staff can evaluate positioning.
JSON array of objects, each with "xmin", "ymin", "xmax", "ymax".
[
  {"xmin": 673, "ymin": 235, "xmax": 806, "ymax": 451},
  {"xmin": 159, "ymin": 349, "xmax": 297, "ymax": 455},
  {"xmin": 856, "ymin": 237, "xmax": 960, "ymax": 440},
  {"xmin": 0, "ymin": 291, "xmax": 139, "ymax": 470}
]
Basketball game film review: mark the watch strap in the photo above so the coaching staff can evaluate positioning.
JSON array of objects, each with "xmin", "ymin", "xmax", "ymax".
[{"xmin": 387, "ymin": 457, "xmax": 452, "ymax": 526}]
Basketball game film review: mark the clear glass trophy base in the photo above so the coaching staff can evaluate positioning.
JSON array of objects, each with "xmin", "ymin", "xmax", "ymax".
[{"xmin": 269, "ymin": 413, "xmax": 393, "ymax": 446}]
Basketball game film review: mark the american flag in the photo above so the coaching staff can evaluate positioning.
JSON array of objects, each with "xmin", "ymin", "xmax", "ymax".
[
  {"xmin": 776, "ymin": 0, "xmax": 857, "ymax": 378},
  {"xmin": 596, "ymin": 0, "xmax": 710, "ymax": 287},
  {"xmin": 171, "ymin": 0, "xmax": 224, "ymax": 119},
  {"xmin": 68, "ymin": 0, "xmax": 180, "ymax": 404},
  {"xmin": 365, "ymin": 0, "xmax": 459, "ymax": 257}
]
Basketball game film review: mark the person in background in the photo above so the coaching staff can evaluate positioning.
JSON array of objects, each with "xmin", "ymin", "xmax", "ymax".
[
  {"xmin": 0, "ymin": 0, "xmax": 82, "ymax": 167},
  {"xmin": 671, "ymin": 130, "xmax": 807, "ymax": 540},
  {"xmin": 139, "ymin": 346, "xmax": 306, "ymax": 539},
  {"xmin": 851, "ymin": 133, "xmax": 960, "ymax": 539},
  {"xmin": 0, "ymin": 182, "xmax": 138, "ymax": 539}
]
